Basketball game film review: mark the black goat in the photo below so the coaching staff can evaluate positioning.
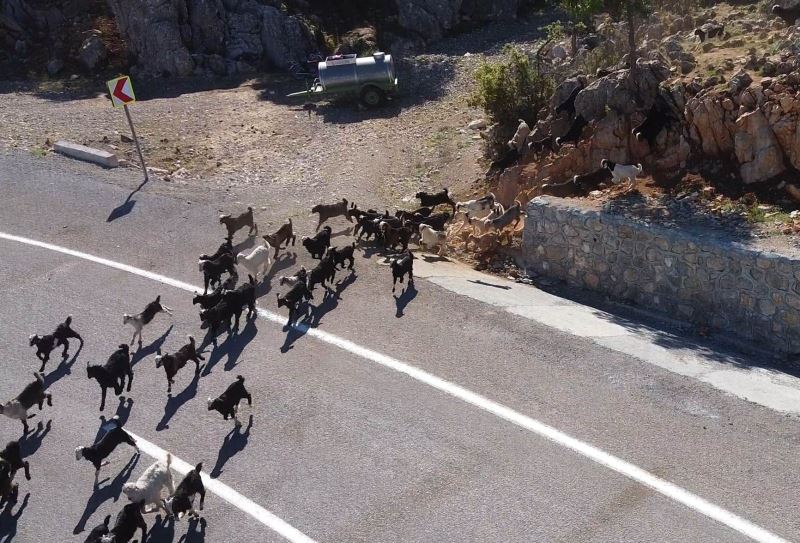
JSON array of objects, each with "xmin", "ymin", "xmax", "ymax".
[
  {"xmin": 277, "ymin": 281, "xmax": 314, "ymax": 325},
  {"xmin": 307, "ymin": 253, "xmax": 337, "ymax": 292},
  {"xmin": 87, "ymin": 344, "xmax": 133, "ymax": 411},
  {"xmin": 75, "ymin": 415, "xmax": 139, "ymax": 485},
  {"xmin": 0, "ymin": 440, "xmax": 30, "ymax": 504},
  {"xmin": 328, "ymin": 242, "xmax": 356, "ymax": 270},
  {"xmin": 415, "ymin": 188, "xmax": 456, "ymax": 214},
  {"xmin": 555, "ymin": 115, "xmax": 589, "ymax": 147},
  {"xmin": 632, "ymin": 101, "xmax": 676, "ymax": 147},
  {"xmin": 302, "ymin": 225, "xmax": 332, "ymax": 259},
  {"xmin": 555, "ymin": 85, "xmax": 582, "ymax": 117},
  {"xmin": 694, "ymin": 22, "xmax": 724, "ymax": 42},
  {"xmin": 207, "ymin": 375, "xmax": 252, "ymax": 427},
  {"xmin": 198, "ymin": 253, "xmax": 236, "ymax": 295},
  {"xmin": 83, "ymin": 514, "xmax": 112, "ymax": 543},
  {"xmin": 163, "ymin": 461, "xmax": 205, "ymax": 520},
  {"xmin": 773, "ymin": 4, "xmax": 800, "ymax": 26},
  {"xmin": 199, "ymin": 236, "xmax": 233, "ymax": 261},
  {"xmin": 155, "ymin": 335, "xmax": 205, "ymax": 394},
  {"xmin": 418, "ymin": 212, "xmax": 451, "ymax": 232},
  {"xmin": 355, "ymin": 215, "xmax": 383, "ymax": 241},
  {"xmin": 222, "ymin": 274, "xmax": 257, "ymax": 321},
  {"xmin": 381, "ymin": 222, "xmax": 413, "ymax": 252},
  {"xmin": 0, "ymin": 372, "xmax": 52, "ymax": 433},
  {"xmin": 29, "ymin": 315, "xmax": 83, "ymax": 372},
  {"xmin": 219, "ymin": 206, "xmax": 257, "ymax": 239},
  {"xmin": 192, "ymin": 285, "xmax": 225, "ymax": 310},
  {"xmin": 485, "ymin": 148, "xmax": 520, "ymax": 177},
  {"xmin": 200, "ymin": 298, "xmax": 243, "ymax": 334},
  {"xmin": 104, "ymin": 500, "xmax": 147, "ymax": 543},
  {"xmin": 390, "ymin": 251, "xmax": 414, "ymax": 293},
  {"xmin": 528, "ymin": 135, "xmax": 556, "ymax": 159}
]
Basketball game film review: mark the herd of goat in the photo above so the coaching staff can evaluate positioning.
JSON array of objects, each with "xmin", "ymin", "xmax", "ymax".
[{"xmin": 0, "ymin": 187, "xmax": 525, "ymax": 542}]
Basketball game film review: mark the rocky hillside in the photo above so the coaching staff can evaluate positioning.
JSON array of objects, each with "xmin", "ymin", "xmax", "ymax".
[
  {"xmin": 481, "ymin": 2, "xmax": 800, "ymax": 210},
  {"xmin": 0, "ymin": 0, "xmax": 535, "ymax": 78}
]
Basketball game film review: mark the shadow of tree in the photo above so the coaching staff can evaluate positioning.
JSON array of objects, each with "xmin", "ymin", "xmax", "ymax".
[
  {"xmin": 73, "ymin": 453, "xmax": 139, "ymax": 535},
  {"xmin": 210, "ymin": 415, "xmax": 253, "ymax": 479}
]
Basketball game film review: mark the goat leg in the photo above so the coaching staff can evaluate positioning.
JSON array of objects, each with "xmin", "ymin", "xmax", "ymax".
[
  {"xmin": 99, "ymin": 387, "xmax": 107, "ymax": 411},
  {"xmin": 126, "ymin": 371, "xmax": 133, "ymax": 392},
  {"xmin": 22, "ymin": 461, "xmax": 30, "ymax": 481}
]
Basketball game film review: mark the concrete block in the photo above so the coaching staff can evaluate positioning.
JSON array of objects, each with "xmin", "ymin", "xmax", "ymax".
[{"xmin": 54, "ymin": 141, "xmax": 118, "ymax": 168}]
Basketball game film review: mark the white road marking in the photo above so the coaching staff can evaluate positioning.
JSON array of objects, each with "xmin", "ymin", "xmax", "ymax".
[
  {"xmin": 0, "ymin": 231, "xmax": 789, "ymax": 543},
  {"xmin": 133, "ymin": 432, "xmax": 317, "ymax": 543}
]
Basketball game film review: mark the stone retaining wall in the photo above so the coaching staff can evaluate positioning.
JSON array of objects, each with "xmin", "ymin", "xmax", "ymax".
[{"xmin": 522, "ymin": 197, "xmax": 800, "ymax": 354}]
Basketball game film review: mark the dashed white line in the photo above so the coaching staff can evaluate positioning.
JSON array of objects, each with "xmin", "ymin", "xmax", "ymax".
[{"xmin": 0, "ymin": 231, "xmax": 790, "ymax": 543}]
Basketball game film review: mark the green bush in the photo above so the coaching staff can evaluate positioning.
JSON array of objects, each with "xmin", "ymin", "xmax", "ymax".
[{"xmin": 469, "ymin": 45, "xmax": 553, "ymax": 128}]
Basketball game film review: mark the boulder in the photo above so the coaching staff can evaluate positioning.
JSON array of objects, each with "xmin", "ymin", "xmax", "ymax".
[
  {"xmin": 78, "ymin": 33, "xmax": 107, "ymax": 71},
  {"xmin": 735, "ymin": 108, "xmax": 786, "ymax": 183},
  {"xmin": 729, "ymin": 68, "xmax": 752, "ymax": 94},
  {"xmin": 575, "ymin": 60, "xmax": 670, "ymax": 121},
  {"xmin": 259, "ymin": 5, "xmax": 314, "ymax": 69},
  {"xmin": 107, "ymin": 0, "xmax": 195, "ymax": 77},
  {"xmin": 334, "ymin": 26, "xmax": 378, "ymax": 56},
  {"xmin": 394, "ymin": 0, "xmax": 518, "ymax": 40}
]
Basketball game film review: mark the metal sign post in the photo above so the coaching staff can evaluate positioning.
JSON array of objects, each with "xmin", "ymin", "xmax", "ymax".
[
  {"xmin": 122, "ymin": 104, "xmax": 148, "ymax": 181},
  {"xmin": 107, "ymin": 75, "xmax": 148, "ymax": 181}
]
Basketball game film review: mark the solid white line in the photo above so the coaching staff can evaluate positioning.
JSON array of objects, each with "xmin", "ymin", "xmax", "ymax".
[
  {"xmin": 0, "ymin": 231, "xmax": 789, "ymax": 543},
  {"xmin": 132, "ymin": 432, "xmax": 316, "ymax": 543}
]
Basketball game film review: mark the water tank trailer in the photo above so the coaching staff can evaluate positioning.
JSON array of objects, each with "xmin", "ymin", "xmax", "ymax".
[{"xmin": 287, "ymin": 52, "xmax": 398, "ymax": 107}]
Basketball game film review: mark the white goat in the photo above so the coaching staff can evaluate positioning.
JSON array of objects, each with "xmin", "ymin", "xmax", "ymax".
[
  {"xmin": 236, "ymin": 243, "xmax": 273, "ymax": 280},
  {"xmin": 456, "ymin": 193, "xmax": 496, "ymax": 216},
  {"xmin": 601, "ymin": 159, "xmax": 643, "ymax": 191},
  {"xmin": 122, "ymin": 453, "xmax": 175, "ymax": 514},
  {"xmin": 418, "ymin": 224, "xmax": 448, "ymax": 256},
  {"xmin": 464, "ymin": 205, "xmax": 504, "ymax": 235},
  {"xmin": 507, "ymin": 119, "xmax": 530, "ymax": 152}
]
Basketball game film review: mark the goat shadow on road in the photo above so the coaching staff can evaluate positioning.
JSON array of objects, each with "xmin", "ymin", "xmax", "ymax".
[
  {"xmin": 210, "ymin": 415, "xmax": 253, "ymax": 479},
  {"xmin": 280, "ymin": 271, "xmax": 357, "ymax": 353},
  {"xmin": 177, "ymin": 517, "xmax": 208, "ymax": 543},
  {"xmin": 393, "ymin": 282, "xmax": 418, "ymax": 317},
  {"xmin": 131, "ymin": 325, "xmax": 174, "ymax": 367},
  {"xmin": 44, "ymin": 343, "xmax": 83, "ymax": 387},
  {"xmin": 150, "ymin": 514, "xmax": 208, "ymax": 542},
  {"xmin": 72, "ymin": 453, "xmax": 140, "ymax": 535},
  {"xmin": 199, "ymin": 318, "xmax": 258, "ymax": 377},
  {"xmin": 156, "ymin": 367, "xmax": 201, "ymax": 432},
  {"xmin": 0, "ymin": 492, "xmax": 29, "ymax": 543},
  {"xmin": 20, "ymin": 419, "xmax": 52, "ymax": 458}
]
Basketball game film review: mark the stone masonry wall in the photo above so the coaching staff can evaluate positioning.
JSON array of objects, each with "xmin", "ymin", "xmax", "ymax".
[{"xmin": 522, "ymin": 197, "xmax": 800, "ymax": 354}]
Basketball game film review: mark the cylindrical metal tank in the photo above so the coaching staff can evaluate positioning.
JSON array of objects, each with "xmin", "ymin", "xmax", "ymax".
[{"xmin": 318, "ymin": 52, "xmax": 395, "ymax": 94}]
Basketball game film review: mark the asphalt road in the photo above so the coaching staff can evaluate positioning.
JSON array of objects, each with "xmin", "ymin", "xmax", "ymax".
[{"xmin": 0, "ymin": 150, "xmax": 798, "ymax": 543}]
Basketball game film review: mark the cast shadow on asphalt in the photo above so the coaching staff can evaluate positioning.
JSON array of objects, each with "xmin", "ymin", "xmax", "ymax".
[
  {"xmin": 106, "ymin": 177, "xmax": 149, "ymax": 222},
  {"xmin": 150, "ymin": 515, "xmax": 207, "ymax": 542},
  {"xmin": 280, "ymin": 271, "xmax": 357, "ymax": 353},
  {"xmin": 199, "ymin": 318, "xmax": 258, "ymax": 377},
  {"xmin": 177, "ymin": 517, "xmax": 208, "ymax": 542},
  {"xmin": 20, "ymin": 420, "xmax": 52, "ymax": 458},
  {"xmin": 156, "ymin": 368, "xmax": 201, "ymax": 432},
  {"xmin": 210, "ymin": 414, "xmax": 253, "ymax": 479},
  {"xmin": 131, "ymin": 325, "xmax": 174, "ymax": 367},
  {"xmin": 44, "ymin": 343, "xmax": 83, "ymax": 387},
  {"xmin": 73, "ymin": 453, "xmax": 140, "ymax": 535},
  {"xmin": 0, "ymin": 492, "xmax": 30, "ymax": 543},
  {"xmin": 393, "ymin": 282, "xmax": 418, "ymax": 318}
]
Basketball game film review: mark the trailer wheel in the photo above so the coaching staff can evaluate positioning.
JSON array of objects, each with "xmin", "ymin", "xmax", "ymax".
[{"xmin": 360, "ymin": 86, "xmax": 386, "ymax": 108}]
